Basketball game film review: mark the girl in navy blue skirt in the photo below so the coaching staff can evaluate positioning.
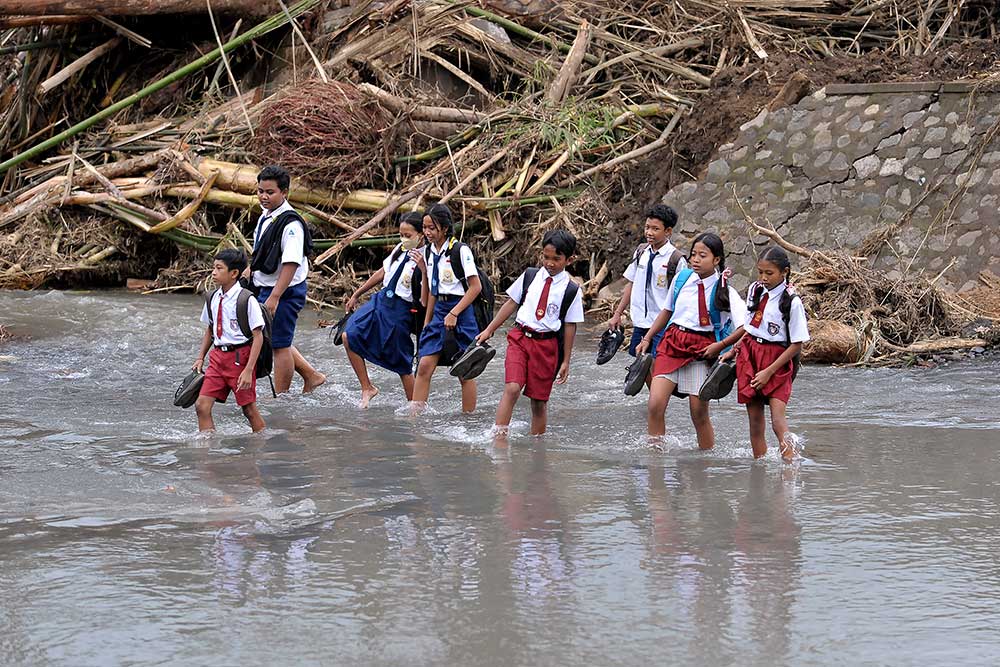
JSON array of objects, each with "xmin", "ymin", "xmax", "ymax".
[
  {"xmin": 343, "ymin": 212, "xmax": 426, "ymax": 407},
  {"xmin": 410, "ymin": 203, "xmax": 482, "ymax": 414}
]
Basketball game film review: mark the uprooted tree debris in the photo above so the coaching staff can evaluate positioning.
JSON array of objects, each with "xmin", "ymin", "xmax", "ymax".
[{"xmin": 1, "ymin": 0, "xmax": 999, "ymax": 364}]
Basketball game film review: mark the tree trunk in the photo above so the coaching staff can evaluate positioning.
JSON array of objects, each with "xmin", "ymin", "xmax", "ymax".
[{"xmin": 0, "ymin": 0, "xmax": 264, "ymax": 15}]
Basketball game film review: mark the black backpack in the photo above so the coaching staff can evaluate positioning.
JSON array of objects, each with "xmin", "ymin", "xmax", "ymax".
[
  {"xmin": 517, "ymin": 267, "xmax": 581, "ymax": 378},
  {"xmin": 749, "ymin": 283, "xmax": 802, "ymax": 378},
  {"xmin": 633, "ymin": 243, "xmax": 683, "ymax": 293},
  {"xmin": 389, "ymin": 244, "xmax": 426, "ymax": 337},
  {"xmin": 205, "ymin": 288, "xmax": 274, "ymax": 379},
  {"xmin": 426, "ymin": 239, "xmax": 495, "ymax": 331}
]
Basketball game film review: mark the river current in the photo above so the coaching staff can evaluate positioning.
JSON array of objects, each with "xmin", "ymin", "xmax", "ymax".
[{"xmin": 1, "ymin": 290, "xmax": 998, "ymax": 666}]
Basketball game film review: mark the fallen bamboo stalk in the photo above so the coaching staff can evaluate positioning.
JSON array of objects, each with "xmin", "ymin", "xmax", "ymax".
[
  {"xmin": 580, "ymin": 38, "xmax": 703, "ymax": 84},
  {"xmin": 461, "ymin": 4, "xmax": 600, "ymax": 65},
  {"xmin": 357, "ymin": 83, "xmax": 486, "ymax": 124},
  {"xmin": 546, "ymin": 20, "xmax": 592, "ymax": 106},
  {"xmin": 148, "ymin": 171, "xmax": 219, "ymax": 233},
  {"xmin": 0, "ymin": 0, "xmax": 323, "ymax": 175},
  {"xmin": 566, "ymin": 109, "xmax": 683, "ymax": 185},
  {"xmin": 0, "ymin": 14, "xmax": 89, "ymax": 28},
  {"xmin": 313, "ymin": 186, "xmax": 429, "ymax": 265},
  {"xmin": 439, "ymin": 146, "xmax": 511, "ymax": 204},
  {"xmin": 37, "ymin": 37, "xmax": 121, "ymax": 96}
]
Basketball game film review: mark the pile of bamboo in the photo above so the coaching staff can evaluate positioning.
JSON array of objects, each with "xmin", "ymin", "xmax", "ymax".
[{"xmin": 1, "ymin": 0, "xmax": 998, "ymax": 295}]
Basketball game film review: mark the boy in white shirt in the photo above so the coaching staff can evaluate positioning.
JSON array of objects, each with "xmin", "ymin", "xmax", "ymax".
[
  {"xmin": 249, "ymin": 165, "xmax": 325, "ymax": 395},
  {"xmin": 476, "ymin": 230, "xmax": 585, "ymax": 438},
  {"xmin": 193, "ymin": 249, "xmax": 266, "ymax": 432}
]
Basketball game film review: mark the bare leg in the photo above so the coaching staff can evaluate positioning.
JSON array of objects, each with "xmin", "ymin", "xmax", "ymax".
[
  {"xmin": 195, "ymin": 395, "xmax": 216, "ymax": 432},
  {"xmin": 241, "ymin": 402, "xmax": 266, "ymax": 432},
  {"xmin": 272, "ymin": 347, "xmax": 294, "ymax": 394},
  {"xmin": 747, "ymin": 399, "xmax": 768, "ymax": 458},
  {"xmin": 412, "ymin": 354, "xmax": 438, "ymax": 404},
  {"xmin": 495, "ymin": 382, "xmax": 522, "ymax": 428},
  {"xmin": 529, "ymin": 398, "xmax": 548, "ymax": 435},
  {"xmin": 400, "ymin": 374, "xmax": 415, "ymax": 401},
  {"xmin": 647, "ymin": 375, "xmax": 675, "ymax": 438},
  {"xmin": 292, "ymin": 346, "xmax": 325, "ymax": 393},
  {"xmin": 769, "ymin": 398, "xmax": 794, "ymax": 460},
  {"xmin": 688, "ymin": 396, "xmax": 715, "ymax": 450},
  {"xmin": 460, "ymin": 378, "xmax": 477, "ymax": 414},
  {"xmin": 343, "ymin": 333, "xmax": 378, "ymax": 408}
]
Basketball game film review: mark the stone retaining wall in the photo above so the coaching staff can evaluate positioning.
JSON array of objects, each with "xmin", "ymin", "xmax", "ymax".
[{"xmin": 660, "ymin": 83, "xmax": 1000, "ymax": 292}]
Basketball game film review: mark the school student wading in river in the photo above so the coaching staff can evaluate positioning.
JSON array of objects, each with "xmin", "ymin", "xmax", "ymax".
[
  {"xmin": 341, "ymin": 212, "xmax": 427, "ymax": 408},
  {"xmin": 636, "ymin": 232, "xmax": 747, "ymax": 450},
  {"xmin": 409, "ymin": 203, "xmax": 482, "ymax": 414},
  {"xmin": 246, "ymin": 165, "xmax": 326, "ymax": 395}
]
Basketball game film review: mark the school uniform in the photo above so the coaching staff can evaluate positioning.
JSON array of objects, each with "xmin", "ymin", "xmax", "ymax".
[
  {"xmin": 199, "ymin": 283, "xmax": 265, "ymax": 406},
  {"xmin": 345, "ymin": 243, "xmax": 422, "ymax": 376},
  {"xmin": 418, "ymin": 239, "xmax": 480, "ymax": 363},
  {"xmin": 622, "ymin": 242, "xmax": 687, "ymax": 356},
  {"xmin": 251, "ymin": 200, "xmax": 308, "ymax": 349},
  {"xmin": 653, "ymin": 271, "xmax": 747, "ymax": 395},
  {"xmin": 504, "ymin": 268, "xmax": 585, "ymax": 401},
  {"xmin": 736, "ymin": 282, "xmax": 809, "ymax": 405}
]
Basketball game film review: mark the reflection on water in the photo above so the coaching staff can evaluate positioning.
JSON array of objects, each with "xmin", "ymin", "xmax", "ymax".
[{"xmin": 1, "ymin": 290, "xmax": 1000, "ymax": 665}]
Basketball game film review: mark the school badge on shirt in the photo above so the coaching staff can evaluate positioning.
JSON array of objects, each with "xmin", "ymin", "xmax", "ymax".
[
  {"xmin": 767, "ymin": 321, "xmax": 780, "ymax": 336},
  {"xmin": 546, "ymin": 303, "xmax": 559, "ymax": 317},
  {"xmin": 442, "ymin": 268, "xmax": 455, "ymax": 283},
  {"xmin": 656, "ymin": 272, "xmax": 668, "ymax": 288},
  {"xmin": 229, "ymin": 317, "xmax": 240, "ymax": 332}
]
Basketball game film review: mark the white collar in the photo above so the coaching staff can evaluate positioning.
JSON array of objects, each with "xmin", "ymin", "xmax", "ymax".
[
  {"xmin": 218, "ymin": 282, "xmax": 242, "ymax": 299},
  {"xmin": 535, "ymin": 268, "xmax": 568, "ymax": 285},
  {"xmin": 259, "ymin": 199, "xmax": 293, "ymax": 221},
  {"xmin": 649, "ymin": 241, "xmax": 676, "ymax": 257},
  {"xmin": 693, "ymin": 270, "xmax": 719, "ymax": 285},
  {"xmin": 764, "ymin": 281, "xmax": 787, "ymax": 297}
]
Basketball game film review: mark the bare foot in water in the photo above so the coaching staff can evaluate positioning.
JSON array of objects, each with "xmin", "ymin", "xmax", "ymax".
[
  {"xmin": 303, "ymin": 372, "xmax": 326, "ymax": 394},
  {"xmin": 360, "ymin": 386, "xmax": 379, "ymax": 409}
]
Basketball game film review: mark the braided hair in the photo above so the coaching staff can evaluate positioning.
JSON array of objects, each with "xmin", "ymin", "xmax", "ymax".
[{"xmin": 750, "ymin": 246, "xmax": 793, "ymax": 311}]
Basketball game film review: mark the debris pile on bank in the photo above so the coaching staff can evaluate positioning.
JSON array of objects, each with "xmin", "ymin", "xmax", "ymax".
[{"xmin": 1, "ymin": 0, "xmax": 998, "ymax": 362}]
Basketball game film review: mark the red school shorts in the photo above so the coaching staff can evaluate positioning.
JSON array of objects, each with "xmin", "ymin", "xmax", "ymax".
[
  {"xmin": 505, "ymin": 326, "xmax": 560, "ymax": 402},
  {"xmin": 736, "ymin": 336, "xmax": 794, "ymax": 405},
  {"xmin": 199, "ymin": 346, "xmax": 258, "ymax": 407}
]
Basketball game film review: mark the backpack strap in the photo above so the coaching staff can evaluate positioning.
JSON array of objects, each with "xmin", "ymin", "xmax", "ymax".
[
  {"xmin": 632, "ymin": 242, "xmax": 651, "ymax": 267},
  {"xmin": 665, "ymin": 249, "xmax": 682, "ymax": 285},
  {"xmin": 236, "ymin": 289, "xmax": 254, "ymax": 340},
  {"xmin": 514, "ymin": 267, "xmax": 540, "ymax": 305},
  {"xmin": 205, "ymin": 290, "xmax": 216, "ymax": 327},
  {"xmin": 779, "ymin": 288, "xmax": 797, "ymax": 347},
  {"xmin": 559, "ymin": 279, "xmax": 579, "ymax": 322},
  {"xmin": 448, "ymin": 238, "xmax": 469, "ymax": 288},
  {"xmin": 668, "ymin": 268, "xmax": 694, "ymax": 322}
]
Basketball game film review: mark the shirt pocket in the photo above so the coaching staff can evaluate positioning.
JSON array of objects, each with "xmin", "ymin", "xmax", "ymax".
[{"xmin": 440, "ymin": 260, "xmax": 457, "ymax": 284}]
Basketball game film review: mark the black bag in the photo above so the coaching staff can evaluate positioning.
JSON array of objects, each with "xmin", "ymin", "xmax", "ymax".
[
  {"xmin": 442, "ymin": 240, "xmax": 495, "ymax": 331},
  {"xmin": 516, "ymin": 267, "xmax": 580, "ymax": 379},
  {"xmin": 205, "ymin": 288, "xmax": 273, "ymax": 379}
]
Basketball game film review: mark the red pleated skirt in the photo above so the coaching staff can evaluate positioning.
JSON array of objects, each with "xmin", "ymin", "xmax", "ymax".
[
  {"xmin": 653, "ymin": 325, "xmax": 715, "ymax": 376},
  {"xmin": 736, "ymin": 337, "xmax": 795, "ymax": 404}
]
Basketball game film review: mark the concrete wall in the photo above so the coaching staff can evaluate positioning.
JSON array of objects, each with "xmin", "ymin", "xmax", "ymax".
[{"xmin": 660, "ymin": 83, "xmax": 1000, "ymax": 292}]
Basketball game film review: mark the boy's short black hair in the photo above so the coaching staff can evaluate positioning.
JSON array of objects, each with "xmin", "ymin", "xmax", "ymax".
[
  {"xmin": 257, "ymin": 165, "xmax": 290, "ymax": 191},
  {"xmin": 645, "ymin": 204, "xmax": 678, "ymax": 229},
  {"xmin": 542, "ymin": 229, "xmax": 577, "ymax": 257},
  {"xmin": 215, "ymin": 248, "xmax": 249, "ymax": 273}
]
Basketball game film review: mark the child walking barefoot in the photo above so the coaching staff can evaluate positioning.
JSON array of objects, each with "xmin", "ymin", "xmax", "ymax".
[
  {"xmin": 636, "ymin": 233, "xmax": 746, "ymax": 449},
  {"xmin": 731, "ymin": 247, "xmax": 809, "ymax": 460},
  {"xmin": 342, "ymin": 212, "xmax": 426, "ymax": 407},
  {"xmin": 475, "ymin": 230, "xmax": 584, "ymax": 442}
]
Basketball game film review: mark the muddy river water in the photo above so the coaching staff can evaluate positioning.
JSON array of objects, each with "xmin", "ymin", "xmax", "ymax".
[{"xmin": 1, "ymin": 290, "xmax": 998, "ymax": 666}]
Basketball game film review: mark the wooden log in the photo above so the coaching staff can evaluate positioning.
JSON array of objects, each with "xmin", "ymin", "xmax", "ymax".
[
  {"xmin": 0, "ymin": 0, "xmax": 266, "ymax": 15},
  {"xmin": 767, "ymin": 71, "xmax": 812, "ymax": 111},
  {"xmin": 0, "ymin": 14, "xmax": 88, "ymax": 28},
  {"xmin": 357, "ymin": 84, "xmax": 486, "ymax": 124},
  {"xmin": 545, "ymin": 20, "xmax": 591, "ymax": 106},
  {"xmin": 802, "ymin": 319, "xmax": 861, "ymax": 364},
  {"xmin": 38, "ymin": 37, "xmax": 121, "ymax": 96}
]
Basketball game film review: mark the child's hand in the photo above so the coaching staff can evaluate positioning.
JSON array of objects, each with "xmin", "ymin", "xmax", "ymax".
[
  {"xmin": 750, "ymin": 368, "xmax": 774, "ymax": 390},
  {"xmin": 607, "ymin": 314, "xmax": 621, "ymax": 331},
  {"xmin": 634, "ymin": 338, "xmax": 650, "ymax": 356},
  {"xmin": 721, "ymin": 347, "xmax": 737, "ymax": 362},
  {"xmin": 237, "ymin": 368, "xmax": 254, "ymax": 391},
  {"xmin": 264, "ymin": 295, "xmax": 279, "ymax": 315},
  {"xmin": 192, "ymin": 358, "xmax": 204, "ymax": 373},
  {"xmin": 444, "ymin": 311, "xmax": 457, "ymax": 330},
  {"xmin": 408, "ymin": 249, "xmax": 426, "ymax": 270},
  {"xmin": 345, "ymin": 294, "xmax": 358, "ymax": 313},
  {"xmin": 474, "ymin": 330, "xmax": 492, "ymax": 345},
  {"xmin": 556, "ymin": 361, "xmax": 570, "ymax": 384},
  {"xmin": 701, "ymin": 341, "xmax": 725, "ymax": 359}
]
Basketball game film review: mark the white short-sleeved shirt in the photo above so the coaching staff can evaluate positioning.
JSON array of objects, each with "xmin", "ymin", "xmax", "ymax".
[
  {"xmin": 664, "ymin": 270, "xmax": 747, "ymax": 332},
  {"xmin": 622, "ymin": 241, "xmax": 687, "ymax": 329},
  {"xmin": 506, "ymin": 268, "xmax": 585, "ymax": 333},
  {"xmin": 428, "ymin": 240, "xmax": 477, "ymax": 298},
  {"xmin": 200, "ymin": 283, "xmax": 265, "ymax": 346},
  {"xmin": 381, "ymin": 243, "xmax": 420, "ymax": 303},
  {"xmin": 251, "ymin": 199, "xmax": 309, "ymax": 287},
  {"xmin": 743, "ymin": 281, "xmax": 810, "ymax": 343}
]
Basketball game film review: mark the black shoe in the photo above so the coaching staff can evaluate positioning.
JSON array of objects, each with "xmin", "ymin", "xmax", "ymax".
[
  {"xmin": 596, "ymin": 326, "xmax": 625, "ymax": 365},
  {"xmin": 174, "ymin": 369, "xmax": 205, "ymax": 408},
  {"xmin": 699, "ymin": 358, "xmax": 736, "ymax": 400},
  {"xmin": 330, "ymin": 312, "xmax": 352, "ymax": 346},
  {"xmin": 450, "ymin": 342, "xmax": 495, "ymax": 380},
  {"xmin": 623, "ymin": 353, "xmax": 653, "ymax": 396}
]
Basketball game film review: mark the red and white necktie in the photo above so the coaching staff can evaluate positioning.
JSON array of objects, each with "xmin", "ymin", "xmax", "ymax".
[
  {"xmin": 216, "ymin": 293, "xmax": 224, "ymax": 339},
  {"xmin": 535, "ymin": 276, "xmax": 552, "ymax": 320},
  {"xmin": 697, "ymin": 281, "xmax": 710, "ymax": 327},
  {"xmin": 750, "ymin": 293, "xmax": 769, "ymax": 328}
]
